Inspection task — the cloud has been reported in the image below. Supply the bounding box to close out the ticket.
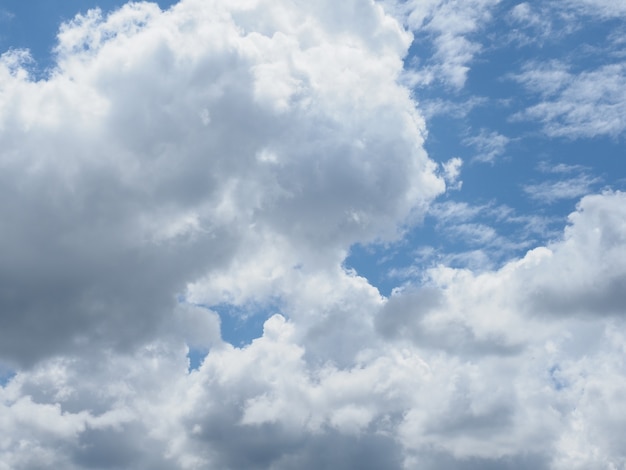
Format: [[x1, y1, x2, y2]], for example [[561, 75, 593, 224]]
[[384, 0, 500, 89], [504, 2, 578, 47], [2, 187, 626, 467], [2, 1, 626, 469], [0, 0, 443, 367], [441, 157, 463, 190], [524, 174, 602, 204], [537, 161, 589, 174], [410, 200, 557, 273], [564, 0, 626, 18], [463, 129, 510, 163], [420, 96, 488, 119], [512, 60, 626, 138]]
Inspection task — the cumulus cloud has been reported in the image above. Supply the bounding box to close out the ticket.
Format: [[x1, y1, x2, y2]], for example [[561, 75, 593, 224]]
[[0, 0, 443, 367], [2, 1, 626, 469]]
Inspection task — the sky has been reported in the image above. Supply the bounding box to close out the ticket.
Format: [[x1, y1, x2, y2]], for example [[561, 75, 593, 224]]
[[0, 0, 625, 468]]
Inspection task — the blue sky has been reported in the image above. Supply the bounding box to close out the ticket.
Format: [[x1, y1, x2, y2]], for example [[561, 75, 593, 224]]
[[1, 1, 625, 468]]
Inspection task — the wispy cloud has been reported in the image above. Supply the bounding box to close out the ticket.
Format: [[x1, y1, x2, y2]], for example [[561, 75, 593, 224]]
[[422, 200, 558, 273], [463, 129, 510, 163], [0, 9, 14, 22], [420, 96, 488, 119], [537, 161, 590, 174], [524, 174, 602, 203], [386, 0, 499, 89], [512, 61, 626, 138], [505, 2, 558, 46], [564, 0, 626, 19]]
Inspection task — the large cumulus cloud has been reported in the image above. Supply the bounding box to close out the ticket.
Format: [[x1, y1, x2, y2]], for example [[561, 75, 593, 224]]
[[1, 1, 626, 469], [0, 0, 441, 367]]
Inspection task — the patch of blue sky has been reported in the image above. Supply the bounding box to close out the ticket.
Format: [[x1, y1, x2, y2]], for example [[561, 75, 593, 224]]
[[0, 368, 15, 387], [186, 301, 278, 371], [548, 364, 568, 391], [210, 302, 279, 348], [184, 299, 281, 370], [186, 348, 207, 372]]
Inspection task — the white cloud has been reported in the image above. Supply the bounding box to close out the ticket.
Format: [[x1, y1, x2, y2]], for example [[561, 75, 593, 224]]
[[420, 200, 555, 270], [441, 157, 463, 190], [2, 1, 626, 469], [564, 0, 626, 18], [505, 0, 626, 48], [463, 129, 510, 163], [384, 0, 500, 89], [420, 96, 488, 119], [537, 161, 589, 174], [2, 185, 626, 467], [524, 174, 602, 204], [0, 0, 443, 368], [504, 2, 578, 47], [513, 61, 626, 138]]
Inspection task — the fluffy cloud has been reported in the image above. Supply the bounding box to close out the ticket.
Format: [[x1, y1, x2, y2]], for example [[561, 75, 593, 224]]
[[0, 0, 442, 367], [2, 1, 626, 469]]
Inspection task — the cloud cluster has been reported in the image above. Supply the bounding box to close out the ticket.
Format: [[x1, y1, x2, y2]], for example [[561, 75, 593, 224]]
[[0, 0, 441, 367], [3, 189, 626, 469], [1, 1, 626, 469]]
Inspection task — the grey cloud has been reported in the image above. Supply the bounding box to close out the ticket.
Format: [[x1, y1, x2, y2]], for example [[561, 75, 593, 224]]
[[376, 287, 444, 338], [531, 273, 626, 317], [377, 287, 523, 356], [270, 431, 404, 470], [190, 417, 405, 470], [73, 424, 174, 470], [521, 192, 626, 318], [413, 451, 551, 470]]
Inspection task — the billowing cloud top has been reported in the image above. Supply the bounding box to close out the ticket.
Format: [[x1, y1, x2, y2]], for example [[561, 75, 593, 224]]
[[1, 1, 625, 469], [0, 0, 442, 365]]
